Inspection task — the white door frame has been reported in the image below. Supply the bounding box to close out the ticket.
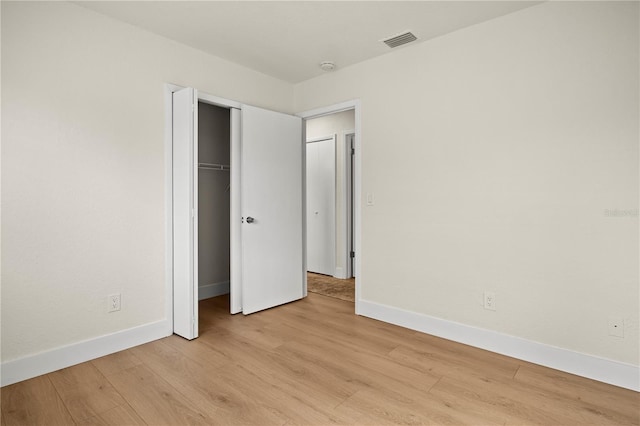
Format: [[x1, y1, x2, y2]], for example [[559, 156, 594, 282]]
[[344, 131, 355, 280], [298, 100, 362, 313]]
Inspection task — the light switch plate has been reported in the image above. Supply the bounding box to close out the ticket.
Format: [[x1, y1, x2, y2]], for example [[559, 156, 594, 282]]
[[366, 193, 374, 206]]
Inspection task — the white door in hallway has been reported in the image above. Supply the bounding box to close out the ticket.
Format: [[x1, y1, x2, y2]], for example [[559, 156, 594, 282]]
[[306, 136, 336, 276]]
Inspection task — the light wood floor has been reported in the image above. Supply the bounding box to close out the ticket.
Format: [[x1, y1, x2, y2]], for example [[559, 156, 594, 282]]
[[2, 293, 638, 426]]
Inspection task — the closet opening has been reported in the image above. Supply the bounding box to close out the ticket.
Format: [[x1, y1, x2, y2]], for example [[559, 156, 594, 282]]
[[196, 102, 231, 303]]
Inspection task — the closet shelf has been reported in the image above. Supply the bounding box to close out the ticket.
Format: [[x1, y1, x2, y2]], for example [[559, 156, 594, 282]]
[[198, 163, 230, 171]]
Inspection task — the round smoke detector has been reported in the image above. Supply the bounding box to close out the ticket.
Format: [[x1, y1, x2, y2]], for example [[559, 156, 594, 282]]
[[319, 61, 336, 72]]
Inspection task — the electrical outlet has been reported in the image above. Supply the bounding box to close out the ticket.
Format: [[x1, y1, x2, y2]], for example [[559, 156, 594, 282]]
[[108, 293, 121, 313], [608, 316, 624, 338], [484, 291, 496, 311]]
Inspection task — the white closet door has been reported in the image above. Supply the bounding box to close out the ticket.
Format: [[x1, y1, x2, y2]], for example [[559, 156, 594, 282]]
[[306, 137, 336, 276], [172, 87, 198, 339], [241, 105, 304, 315]]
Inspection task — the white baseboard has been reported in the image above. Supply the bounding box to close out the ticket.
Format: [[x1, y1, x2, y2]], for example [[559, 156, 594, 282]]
[[1, 319, 171, 387], [199, 280, 230, 300], [358, 299, 639, 392]]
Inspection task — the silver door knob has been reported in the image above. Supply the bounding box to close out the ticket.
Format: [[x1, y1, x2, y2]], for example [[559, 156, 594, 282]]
[[246, 216, 255, 223]]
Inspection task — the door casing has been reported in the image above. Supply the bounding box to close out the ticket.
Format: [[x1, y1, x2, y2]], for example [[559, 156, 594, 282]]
[[345, 132, 355, 279]]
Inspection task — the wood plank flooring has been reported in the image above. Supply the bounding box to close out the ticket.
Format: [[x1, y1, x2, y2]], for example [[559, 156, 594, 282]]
[[2, 293, 639, 425]]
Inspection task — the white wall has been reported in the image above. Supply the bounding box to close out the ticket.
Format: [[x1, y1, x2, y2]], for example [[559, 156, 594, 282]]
[[1, 1, 293, 364], [295, 1, 639, 367], [306, 110, 355, 277]]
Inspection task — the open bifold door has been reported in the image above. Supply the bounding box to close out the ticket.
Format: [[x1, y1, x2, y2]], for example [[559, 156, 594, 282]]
[[172, 87, 199, 339]]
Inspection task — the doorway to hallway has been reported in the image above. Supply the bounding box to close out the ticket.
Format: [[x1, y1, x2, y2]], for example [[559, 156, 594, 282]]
[[304, 109, 356, 303]]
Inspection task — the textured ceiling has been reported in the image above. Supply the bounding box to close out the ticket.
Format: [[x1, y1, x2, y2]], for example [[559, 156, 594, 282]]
[[76, 1, 541, 83]]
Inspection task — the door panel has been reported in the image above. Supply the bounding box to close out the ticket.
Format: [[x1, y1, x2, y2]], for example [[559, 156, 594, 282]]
[[306, 138, 336, 275], [229, 108, 242, 314], [172, 87, 198, 339], [241, 105, 304, 314]]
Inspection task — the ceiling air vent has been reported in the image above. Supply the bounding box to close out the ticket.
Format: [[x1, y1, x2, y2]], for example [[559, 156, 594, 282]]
[[382, 31, 417, 48]]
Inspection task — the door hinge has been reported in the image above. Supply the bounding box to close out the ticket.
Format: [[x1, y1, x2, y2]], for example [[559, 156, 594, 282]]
[[350, 251, 355, 258], [351, 148, 355, 155]]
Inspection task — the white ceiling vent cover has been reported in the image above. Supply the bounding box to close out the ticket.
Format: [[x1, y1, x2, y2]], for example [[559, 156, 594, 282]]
[[382, 31, 417, 48]]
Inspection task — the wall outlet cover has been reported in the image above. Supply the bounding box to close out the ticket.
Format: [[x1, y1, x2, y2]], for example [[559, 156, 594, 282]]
[[108, 294, 121, 313], [483, 291, 496, 311]]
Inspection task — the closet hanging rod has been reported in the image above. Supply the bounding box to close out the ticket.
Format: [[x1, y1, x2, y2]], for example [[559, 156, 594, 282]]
[[198, 163, 230, 171]]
